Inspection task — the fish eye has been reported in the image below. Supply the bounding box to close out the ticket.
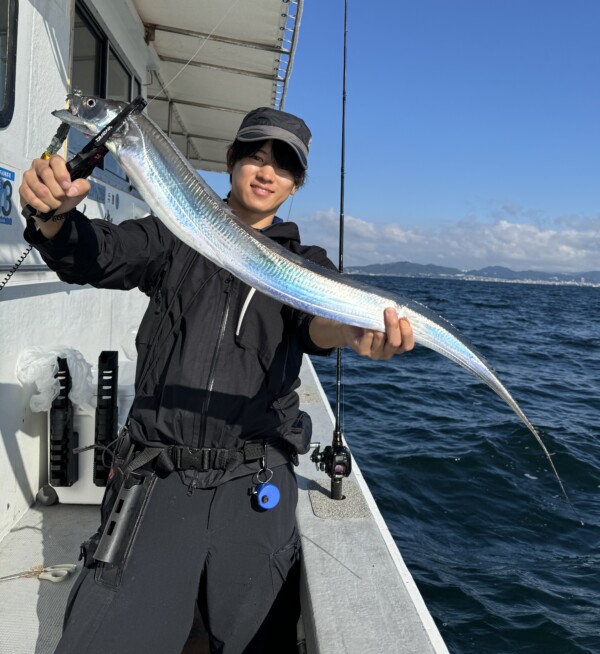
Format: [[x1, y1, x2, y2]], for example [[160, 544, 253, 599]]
[[85, 98, 96, 108]]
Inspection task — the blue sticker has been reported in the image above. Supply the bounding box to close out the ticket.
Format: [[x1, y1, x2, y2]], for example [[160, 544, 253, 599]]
[[0, 166, 17, 225]]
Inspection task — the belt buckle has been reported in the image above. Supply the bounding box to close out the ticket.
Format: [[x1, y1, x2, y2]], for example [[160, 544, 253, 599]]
[[200, 448, 212, 470], [181, 447, 201, 470]]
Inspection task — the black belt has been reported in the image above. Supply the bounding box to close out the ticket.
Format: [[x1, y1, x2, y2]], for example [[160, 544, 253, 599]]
[[168, 441, 268, 472], [122, 440, 290, 478]]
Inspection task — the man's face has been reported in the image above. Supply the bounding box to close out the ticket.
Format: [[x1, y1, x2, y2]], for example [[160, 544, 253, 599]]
[[228, 140, 297, 227]]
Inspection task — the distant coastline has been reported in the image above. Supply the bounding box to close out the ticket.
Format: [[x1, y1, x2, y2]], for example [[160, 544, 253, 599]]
[[345, 262, 600, 288]]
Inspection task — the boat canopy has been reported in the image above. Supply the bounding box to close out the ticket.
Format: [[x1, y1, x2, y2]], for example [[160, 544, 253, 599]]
[[132, 0, 302, 172]]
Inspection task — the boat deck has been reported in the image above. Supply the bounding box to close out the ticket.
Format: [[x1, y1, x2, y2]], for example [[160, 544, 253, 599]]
[[0, 358, 448, 653]]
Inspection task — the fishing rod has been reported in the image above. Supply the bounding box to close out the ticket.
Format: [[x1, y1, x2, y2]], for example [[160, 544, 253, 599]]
[[311, 0, 352, 500]]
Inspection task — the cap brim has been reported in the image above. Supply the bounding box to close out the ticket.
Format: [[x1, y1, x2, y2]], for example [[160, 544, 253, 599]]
[[236, 126, 308, 169]]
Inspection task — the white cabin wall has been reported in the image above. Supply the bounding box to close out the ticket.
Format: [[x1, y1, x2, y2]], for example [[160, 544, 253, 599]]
[[1, 0, 73, 268], [25, 0, 73, 159], [0, 0, 75, 541], [0, 0, 156, 541], [0, 274, 149, 541]]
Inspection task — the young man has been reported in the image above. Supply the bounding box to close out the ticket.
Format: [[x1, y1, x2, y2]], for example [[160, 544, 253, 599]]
[[20, 107, 413, 654]]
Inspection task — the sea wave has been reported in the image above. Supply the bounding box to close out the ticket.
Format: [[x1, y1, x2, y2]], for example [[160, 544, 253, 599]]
[[312, 276, 600, 654]]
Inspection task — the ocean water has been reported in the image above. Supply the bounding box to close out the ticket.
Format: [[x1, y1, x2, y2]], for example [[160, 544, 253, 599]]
[[311, 276, 600, 654]]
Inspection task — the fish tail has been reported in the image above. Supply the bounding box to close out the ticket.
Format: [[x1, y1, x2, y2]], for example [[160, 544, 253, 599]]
[[469, 359, 582, 525], [507, 398, 583, 526], [459, 351, 582, 523], [403, 302, 582, 524]]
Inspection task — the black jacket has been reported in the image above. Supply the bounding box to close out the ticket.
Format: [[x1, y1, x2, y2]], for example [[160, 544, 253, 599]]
[[26, 212, 335, 483]]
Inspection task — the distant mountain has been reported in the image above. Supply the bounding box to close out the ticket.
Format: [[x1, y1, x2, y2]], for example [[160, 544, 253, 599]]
[[345, 261, 600, 285]]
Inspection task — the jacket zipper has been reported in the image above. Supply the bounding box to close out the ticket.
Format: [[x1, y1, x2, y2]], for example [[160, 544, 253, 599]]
[[198, 274, 233, 448]]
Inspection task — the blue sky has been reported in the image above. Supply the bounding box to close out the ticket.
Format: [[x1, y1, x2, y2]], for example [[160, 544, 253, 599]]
[[207, 1, 600, 273]]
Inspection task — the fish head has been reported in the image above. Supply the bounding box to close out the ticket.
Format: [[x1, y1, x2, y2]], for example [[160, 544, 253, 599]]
[[52, 92, 127, 136]]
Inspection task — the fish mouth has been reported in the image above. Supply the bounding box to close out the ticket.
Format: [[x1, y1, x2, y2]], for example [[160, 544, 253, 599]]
[[52, 94, 83, 124], [51, 107, 80, 120], [51, 93, 96, 134], [51, 107, 90, 133], [53, 92, 81, 116]]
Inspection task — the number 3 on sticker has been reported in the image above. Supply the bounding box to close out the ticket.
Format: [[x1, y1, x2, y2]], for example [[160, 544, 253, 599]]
[[1, 180, 12, 217]]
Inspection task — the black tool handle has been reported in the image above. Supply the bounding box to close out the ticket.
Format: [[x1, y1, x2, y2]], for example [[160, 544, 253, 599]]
[[21, 146, 108, 222]]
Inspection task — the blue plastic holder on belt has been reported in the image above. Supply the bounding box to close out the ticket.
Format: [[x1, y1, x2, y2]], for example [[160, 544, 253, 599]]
[[253, 452, 280, 510], [256, 482, 280, 510]]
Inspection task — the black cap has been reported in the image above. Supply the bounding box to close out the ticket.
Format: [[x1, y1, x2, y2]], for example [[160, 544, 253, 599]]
[[235, 107, 311, 169]]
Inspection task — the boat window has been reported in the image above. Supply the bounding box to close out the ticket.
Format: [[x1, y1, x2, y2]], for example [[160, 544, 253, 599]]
[[0, 0, 18, 128], [108, 48, 131, 102], [72, 9, 102, 97], [69, 7, 104, 161], [71, 2, 142, 189], [104, 48, 132, 179]]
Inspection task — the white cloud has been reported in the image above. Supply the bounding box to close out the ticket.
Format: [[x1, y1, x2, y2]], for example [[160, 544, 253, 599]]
[[296, 207, 600, 273]]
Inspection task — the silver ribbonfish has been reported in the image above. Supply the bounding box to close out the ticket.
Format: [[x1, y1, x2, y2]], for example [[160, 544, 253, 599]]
[[52, 94, 571, 507]]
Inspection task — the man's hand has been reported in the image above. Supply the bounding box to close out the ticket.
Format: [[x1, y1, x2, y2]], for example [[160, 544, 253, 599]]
[[339, 308, 413, 360], [20, 155, 91, 238], [20, 155, 91, 214], [309, 308, 414, 360]]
